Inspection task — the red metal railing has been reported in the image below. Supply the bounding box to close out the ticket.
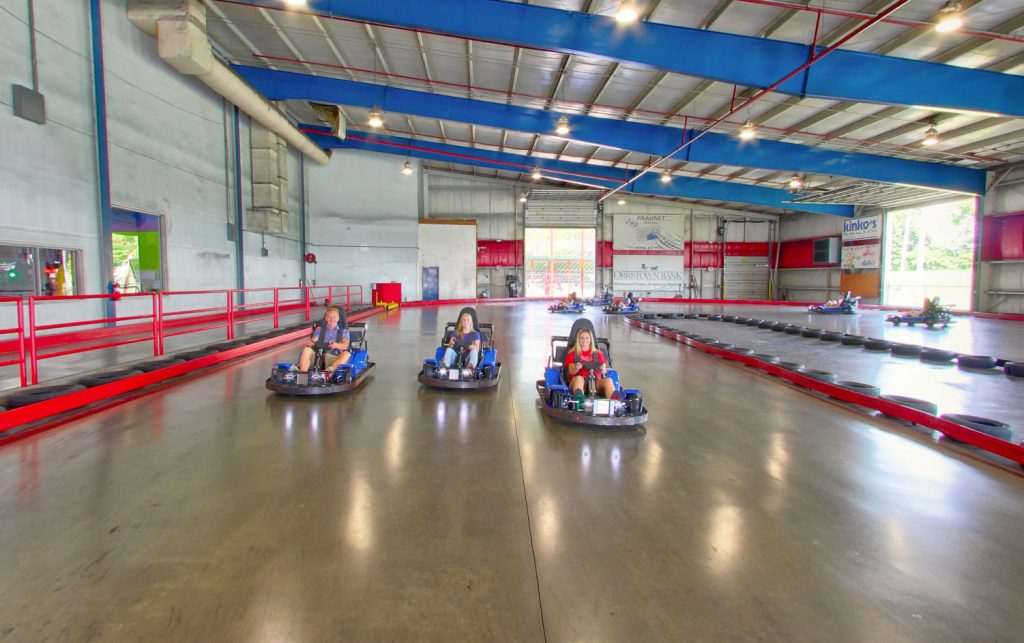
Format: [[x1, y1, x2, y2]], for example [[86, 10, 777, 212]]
[[0, 298, 27, 388], [7, 284, 364, 388]]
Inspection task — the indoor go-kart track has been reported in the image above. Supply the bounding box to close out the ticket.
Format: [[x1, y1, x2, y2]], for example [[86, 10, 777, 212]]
[[1, 302, 1023, 641]]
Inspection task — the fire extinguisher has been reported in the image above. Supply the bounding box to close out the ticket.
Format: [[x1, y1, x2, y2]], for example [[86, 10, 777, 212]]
[[108, 280, 122, 302]]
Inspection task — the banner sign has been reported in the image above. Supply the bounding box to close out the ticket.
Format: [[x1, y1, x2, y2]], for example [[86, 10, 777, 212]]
[[613, 214, 685, 250], [842, 243, 881, 269], [842, 214, 881, 241], [613, 255, 685, 292]]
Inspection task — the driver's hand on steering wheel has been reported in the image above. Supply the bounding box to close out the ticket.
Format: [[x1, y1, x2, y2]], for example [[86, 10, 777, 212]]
[[305, 338, 316, 347], [328, 342, 343, 351]]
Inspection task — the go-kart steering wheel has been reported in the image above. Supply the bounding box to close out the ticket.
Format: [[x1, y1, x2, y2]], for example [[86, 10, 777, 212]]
[[582, 360, 600, 371]]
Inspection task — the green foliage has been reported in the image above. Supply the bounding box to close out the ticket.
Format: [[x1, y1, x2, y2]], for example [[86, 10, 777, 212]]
[[886, 200, 974, 271]]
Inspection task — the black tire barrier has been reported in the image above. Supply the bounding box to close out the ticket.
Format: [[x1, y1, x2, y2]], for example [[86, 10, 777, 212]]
[[678, 332, 696, 339], [819, 331, 844, 342], [770, 322, 788, 332], [707, 314, 723, 321], [209, 340, 248, 352], [841, 334, 866, 346], [175, 348, 220, 361], [835, 380, 881, 397], [78, 369, 143, 388], [1004, 362, 1024, 378], [880, 394, 938, 416], [778, 361, 805, 372], [4, 384, 88, 409], [753, 353, 780, 364], [692, 336, 714, 343], [733, 317, 750, 324], [745, 318, 762, 326], [957, 355, 997, 370], [697, 313, 710, 318], [802, 369, 838, 384], [684, 313, 701, 319], [863, 338, 892, 351], [708, 342, 734, 350], [800, 328, 823, 338], [721, 315, 737, 322], [920, 348, 957, 363], [642, 314, 657, 319], [941, 414, 1014, 442], [783, 325, 803, 335], [889, 343, 922, 357], [135, 358, 185, 373], [0, 406, 6, 413], [757, 320, 774, 329], [728, 347, 754, 355]]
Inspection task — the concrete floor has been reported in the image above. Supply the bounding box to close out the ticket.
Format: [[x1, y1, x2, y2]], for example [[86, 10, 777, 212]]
[[1, 302, 1023, 641]]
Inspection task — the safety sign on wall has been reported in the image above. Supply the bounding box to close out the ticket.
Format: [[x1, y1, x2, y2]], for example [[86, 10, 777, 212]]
[[841, 214, 881, 241], [613, 214, 685, 250], [842, 243, 881, 269]]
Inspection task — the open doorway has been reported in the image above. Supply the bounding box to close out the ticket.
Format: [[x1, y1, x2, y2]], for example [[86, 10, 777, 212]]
[[883, 199, 975, 310], [112, 210, 164, 293], [524, 228, 595, 297]]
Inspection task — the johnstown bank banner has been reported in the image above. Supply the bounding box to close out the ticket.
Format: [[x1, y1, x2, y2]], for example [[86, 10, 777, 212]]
[[613, 254, 685, 292], [613, 214, 686, 251]]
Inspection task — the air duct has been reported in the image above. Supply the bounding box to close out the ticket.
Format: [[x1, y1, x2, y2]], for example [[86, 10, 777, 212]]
[[127, 0, 330, 165]]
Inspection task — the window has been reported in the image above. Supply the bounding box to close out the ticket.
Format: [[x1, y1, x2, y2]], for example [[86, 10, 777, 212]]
[[0, 245, 81, 297]]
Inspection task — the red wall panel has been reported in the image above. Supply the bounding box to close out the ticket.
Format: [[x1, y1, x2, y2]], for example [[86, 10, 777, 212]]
[[778, 237, 838, 269], [982, 212, 1024, 261], [476, 240, 523, 267]]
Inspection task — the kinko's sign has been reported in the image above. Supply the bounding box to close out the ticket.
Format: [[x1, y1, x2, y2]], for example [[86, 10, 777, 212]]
[[613, 254, 685, 292], [842, 214, 881, 241], [613, 214, 685, 251]]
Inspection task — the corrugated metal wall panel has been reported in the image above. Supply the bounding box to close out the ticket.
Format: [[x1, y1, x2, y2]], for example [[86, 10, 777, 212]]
[[724, 255, 769, 300], [525, 189, 598, 228]]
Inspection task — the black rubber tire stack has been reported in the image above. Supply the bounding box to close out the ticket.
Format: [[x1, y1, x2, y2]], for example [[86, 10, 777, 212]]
[[819, 331, 844, 342], [784, 325, 803, 335], [778, 361, 805, 372], [802, 369, 838, 384], [863, 338, 892, 351], [728, 347, 754, 355], [1004, 362, 1024, 378], [835, 381, 881, 397], [770, 322, 788, 332], [4, 384, 88, 409], [708, 342, 734, 350], [800, 328, 823, 338], [920, 348, 957, 363], [957, 355, 997, 370], [745, 319, 762, 326], [209, 340, 248, 352], [841, 335, 866, 346], [721, 315, 736, 322], [753, 354, 780, 364], [78, 369, 142, 388], [941, 414, 1014, 442], [757, 320, 774, 329], [135, 358, 185, 373], [879, 394, 938, 417], [889, 343, 922, 357], [175, 348, 220, 361]]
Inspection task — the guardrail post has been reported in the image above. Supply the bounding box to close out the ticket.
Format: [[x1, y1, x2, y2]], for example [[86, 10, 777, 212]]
[[273, 289, 280, 328], [27, 297, 38, 385], [226, 291, 235, 340], [16, 299, 27, 387], [304, 287, 311, 321]]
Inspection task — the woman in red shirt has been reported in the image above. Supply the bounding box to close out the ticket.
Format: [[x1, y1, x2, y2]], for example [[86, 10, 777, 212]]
[[564, 328, 615, 399]]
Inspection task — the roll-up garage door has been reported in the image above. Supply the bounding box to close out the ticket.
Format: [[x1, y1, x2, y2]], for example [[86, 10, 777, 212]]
[[524, 189, 598, 228], [724, 255, 769, 300]]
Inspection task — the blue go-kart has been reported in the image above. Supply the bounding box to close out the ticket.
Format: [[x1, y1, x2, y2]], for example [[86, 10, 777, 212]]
[[886, 298, 954, 329], [536, 318, 648, 427], [584, 291, 614, 307], [809, 291, 860, 314], [419, 307, 500, 390], [549, 301, 585, 314], [266, 313, 374, 396], [603, 299, 640, 315]]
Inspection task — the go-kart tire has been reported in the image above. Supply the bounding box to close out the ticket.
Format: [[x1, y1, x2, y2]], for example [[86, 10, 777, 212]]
[[753, 353, 780, 364], [708, 342, 733, 350], [802, 369, 838, 384], [835, 380, 881, 397], [135, 358, 185, 373], [728, 347, 754, 355], [758, 320, 775, 329], [784, 325, 803, 335], [1004, 362, 1024, 378], [684, 313, 701, 319], [880, 395, 938, 416], [941, 414, 1014, 442], [770, 322, 788, 332], [800, 328, 823, 338], [550, 389, 564, 408], [733, 317, 750, 324], [920, 348, 957, 363], [745, 319, 762, 326], [721, 315, 736, 322], [78, 369, 142, 388], [340, 369, 353, 384], [889, 343, 922, 357], [209, 340, 247, 352], [778, 361, 805, 372], [957, 355, 997, 370], [481, 365, 495, 380], [707, 314, 723, 321], [4, 384, 87, 409], [422, 364, 435, 378], [819, 331, 844, 342], [841, 334, 866, 346], [863, 338, 892, 352], [175, 348, 220, 361]]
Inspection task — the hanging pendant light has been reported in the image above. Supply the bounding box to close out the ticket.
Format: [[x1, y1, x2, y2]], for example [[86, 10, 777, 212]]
[[519, 193, 528, 203], [615, 2, 638, 24], [922, 126, 940, 146], [555, 115, 571, 136], [368, 110, 383, 128], [935, 1, 964, 33], [402, 160, 413, 175], [532, 168, 542, 180], [788, 175, 803, 189], [739, 120, 756, 141], [617, 197, 626, 206], [660, 170, 672, 183]]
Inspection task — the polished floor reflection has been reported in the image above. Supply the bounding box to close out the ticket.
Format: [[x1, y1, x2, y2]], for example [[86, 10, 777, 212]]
[[0, 302, 1022, 641]]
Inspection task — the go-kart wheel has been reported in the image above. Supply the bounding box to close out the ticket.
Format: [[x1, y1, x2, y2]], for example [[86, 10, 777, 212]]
[[480, 365, 493, 380], [423, 364, 435, 378], [550, 390, 564, 409]]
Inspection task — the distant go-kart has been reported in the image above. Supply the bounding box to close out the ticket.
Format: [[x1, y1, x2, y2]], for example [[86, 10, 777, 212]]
[[602, 299, 640, 314], [583, 293, 613, 306], [548, 301, 585, 314], [419, 307, 500, 390], [536, 318, 648, 427], [886, 298, 954, 328], [266, 317, 374, 396], [809, 292, 860, 314]]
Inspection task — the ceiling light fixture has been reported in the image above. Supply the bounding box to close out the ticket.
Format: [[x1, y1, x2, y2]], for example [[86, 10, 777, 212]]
[[617, 197, 626, 206], [935, 1, 964, 33], [367, 110, 383, 128], [402, 160, 413, 175], [788, 175, 803, 189], [283, 0, 307, 6], [519, 193, 528, 203], [615, 3, 639, 24], [555, 115, 571, 136], [660, 170, 672, 183], [922, 125, 941, 146], [739, 120, 756, 141], [532, 168, 542, 180]]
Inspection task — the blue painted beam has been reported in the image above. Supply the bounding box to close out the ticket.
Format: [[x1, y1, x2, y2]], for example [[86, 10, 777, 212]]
[[232, 0, 1024, 118], [303, 128, 853, 216], [237, 66, 985, 195], [89, 0, 115, 318]]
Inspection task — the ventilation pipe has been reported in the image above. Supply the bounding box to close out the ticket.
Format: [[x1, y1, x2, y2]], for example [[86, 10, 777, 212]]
[[127, 0, 330, 165]]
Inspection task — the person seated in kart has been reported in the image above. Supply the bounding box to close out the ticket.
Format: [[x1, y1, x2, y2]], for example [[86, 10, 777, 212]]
[[561, 291, 580, 306], [440, 309, 481, 370], [298, 306, 350, 373], [564, 327, 615, 401], [609, 291, 635, 311]]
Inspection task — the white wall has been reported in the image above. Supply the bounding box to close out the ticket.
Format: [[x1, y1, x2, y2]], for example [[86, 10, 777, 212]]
[[417, 223, 477, 299], [979, 166, 1024, 314], [307, 150, 420, 301]]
